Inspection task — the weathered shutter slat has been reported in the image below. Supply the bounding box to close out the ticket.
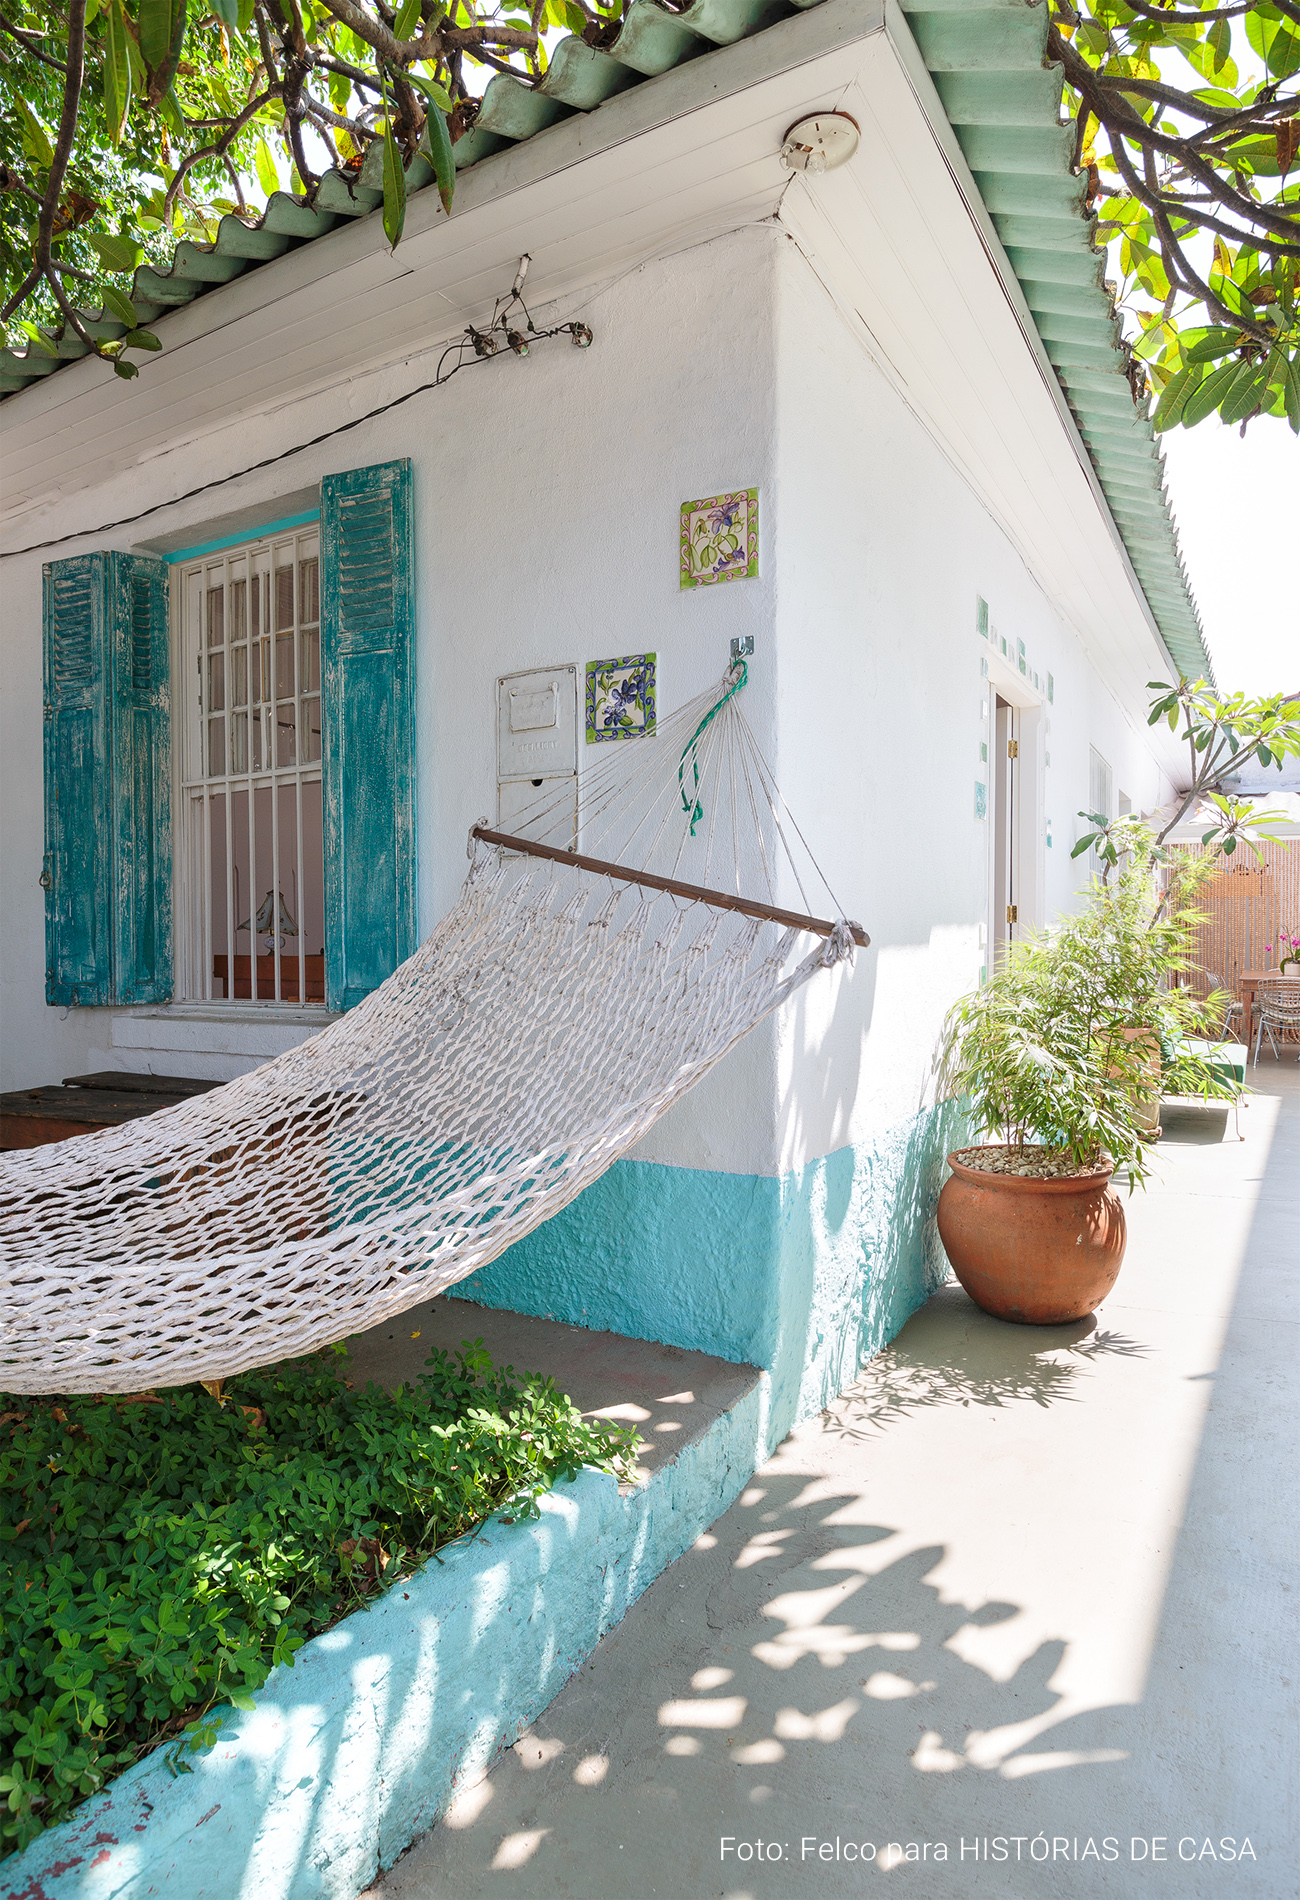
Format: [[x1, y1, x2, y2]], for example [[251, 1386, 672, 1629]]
[[321, 460, 417, 1012], [43, 555, 113, 1004], [111, 555, 172, 1003], [43, 552, 173, 1007]]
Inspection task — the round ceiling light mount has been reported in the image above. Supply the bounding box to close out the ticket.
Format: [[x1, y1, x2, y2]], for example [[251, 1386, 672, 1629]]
[[779, 111, 861, 176]]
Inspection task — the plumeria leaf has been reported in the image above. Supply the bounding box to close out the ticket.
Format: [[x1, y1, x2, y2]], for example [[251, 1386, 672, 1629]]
[[104, 0, 133, 145], [85, 232, 144, 274], [379, 72, 407, 251], [254, 139, 279, 198], [424, 105, 455, 216], [97, 287, 137, 331]]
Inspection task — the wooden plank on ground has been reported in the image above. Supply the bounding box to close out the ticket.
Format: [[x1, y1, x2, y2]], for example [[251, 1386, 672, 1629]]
[[61, 1071, 220, 1095]]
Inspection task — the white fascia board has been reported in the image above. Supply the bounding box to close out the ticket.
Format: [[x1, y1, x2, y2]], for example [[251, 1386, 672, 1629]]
[[1, 0, 885, 532], [775, 24, 1179, 739]]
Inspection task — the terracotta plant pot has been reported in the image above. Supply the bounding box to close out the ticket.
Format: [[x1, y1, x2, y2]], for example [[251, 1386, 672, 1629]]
[[937, 1148, 1127, 1325]]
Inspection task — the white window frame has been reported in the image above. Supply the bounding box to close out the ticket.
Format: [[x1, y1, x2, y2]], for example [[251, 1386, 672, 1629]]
[[1088, 745, 1114, 880], [173, 526, 325, 1007]]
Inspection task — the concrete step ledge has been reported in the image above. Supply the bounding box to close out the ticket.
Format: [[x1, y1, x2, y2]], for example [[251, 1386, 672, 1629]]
[[7, 1376, 769, 1900]]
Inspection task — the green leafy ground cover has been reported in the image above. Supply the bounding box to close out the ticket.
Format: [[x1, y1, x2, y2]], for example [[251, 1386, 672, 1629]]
[[0, 1341, 638, 1860]]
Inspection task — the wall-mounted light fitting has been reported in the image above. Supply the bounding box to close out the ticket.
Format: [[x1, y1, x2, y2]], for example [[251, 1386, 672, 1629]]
[[507, 331, 530, 357], [779, 111, 861, 176]]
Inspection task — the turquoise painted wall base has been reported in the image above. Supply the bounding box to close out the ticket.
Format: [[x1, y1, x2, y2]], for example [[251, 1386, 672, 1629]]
[[458, 1098, 969, 1450], [9, 1385, 769, 1900]]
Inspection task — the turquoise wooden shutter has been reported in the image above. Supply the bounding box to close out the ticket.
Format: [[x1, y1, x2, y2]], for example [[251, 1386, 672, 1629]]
[[321, 460, 417, 1012], [110, 554, 172, 1003], [42, 552, 172, 1006], [43, 555, 113, 1004]]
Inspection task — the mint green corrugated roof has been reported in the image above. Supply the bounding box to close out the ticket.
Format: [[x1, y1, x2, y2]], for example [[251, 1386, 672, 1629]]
[[899, 0, 1210, 680], [1, 0, 1209, 679]]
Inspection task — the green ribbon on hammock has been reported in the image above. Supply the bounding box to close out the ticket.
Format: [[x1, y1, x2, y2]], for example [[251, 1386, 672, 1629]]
[[678, 659, 748, 838]]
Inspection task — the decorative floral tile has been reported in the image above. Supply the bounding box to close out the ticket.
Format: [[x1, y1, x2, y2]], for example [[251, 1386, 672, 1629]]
[[586, 653, 656, 744], [680, 489, 759, 588]]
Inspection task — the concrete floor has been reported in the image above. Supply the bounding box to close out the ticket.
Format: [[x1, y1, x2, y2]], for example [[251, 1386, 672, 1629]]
[[343, 1297, 761, 1479], [366, 1063, 1299, 1899]]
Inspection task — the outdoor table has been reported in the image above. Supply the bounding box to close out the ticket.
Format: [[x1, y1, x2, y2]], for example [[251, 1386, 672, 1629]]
[[1238, 971, 1300, 1049]]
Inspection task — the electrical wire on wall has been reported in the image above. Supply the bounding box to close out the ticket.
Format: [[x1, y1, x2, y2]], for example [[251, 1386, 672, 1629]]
[[0, 221, 786, 561], [0, 254, 594, 559]]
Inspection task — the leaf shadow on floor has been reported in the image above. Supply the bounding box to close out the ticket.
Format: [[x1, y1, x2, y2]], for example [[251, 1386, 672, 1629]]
[[376, 1457, 1138, 1897], [818, 1283, 1150, 1442]]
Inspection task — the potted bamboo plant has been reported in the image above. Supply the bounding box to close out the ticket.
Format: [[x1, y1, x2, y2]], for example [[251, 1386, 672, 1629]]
[[937, 848, 1236, 1325]]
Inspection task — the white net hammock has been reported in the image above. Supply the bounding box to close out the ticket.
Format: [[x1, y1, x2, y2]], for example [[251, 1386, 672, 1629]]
[[1, 662, 865, 1395]]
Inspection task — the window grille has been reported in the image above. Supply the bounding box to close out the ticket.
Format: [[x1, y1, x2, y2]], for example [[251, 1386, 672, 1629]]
[[177, 528, 325, 1005]]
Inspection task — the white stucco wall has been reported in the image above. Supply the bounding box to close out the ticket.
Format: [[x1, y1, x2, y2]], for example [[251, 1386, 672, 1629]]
[[1, 227, 1181, 1184], [0, 232, 784, 1169], [769, 242, 1179, 1172]]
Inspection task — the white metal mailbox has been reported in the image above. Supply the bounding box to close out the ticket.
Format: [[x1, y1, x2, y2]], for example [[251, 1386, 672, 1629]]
[[497, 664, 578, 783], [496, 663, 578, 846]]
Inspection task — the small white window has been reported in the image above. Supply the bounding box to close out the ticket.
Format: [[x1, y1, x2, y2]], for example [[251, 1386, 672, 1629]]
[[176, 528, 325, 1004], [1088, 745, 1113, 878]]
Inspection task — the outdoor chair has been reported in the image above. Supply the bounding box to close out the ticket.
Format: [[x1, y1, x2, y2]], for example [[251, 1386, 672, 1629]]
[[1203, 969, 1249, 1045], [1252, 982, 1300, 1067]]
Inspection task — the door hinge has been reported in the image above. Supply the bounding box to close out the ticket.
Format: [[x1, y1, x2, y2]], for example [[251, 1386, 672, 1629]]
[[1006, 904, 1018, 923], [1007, 739, 1019, 759]]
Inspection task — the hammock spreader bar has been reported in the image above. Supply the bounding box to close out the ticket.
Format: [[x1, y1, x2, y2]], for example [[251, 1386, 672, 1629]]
[[471, 826, 870, 947]]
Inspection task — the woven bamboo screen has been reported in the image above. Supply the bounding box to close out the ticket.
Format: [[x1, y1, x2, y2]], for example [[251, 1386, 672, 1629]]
[[1174, 838, 1300, 1008]]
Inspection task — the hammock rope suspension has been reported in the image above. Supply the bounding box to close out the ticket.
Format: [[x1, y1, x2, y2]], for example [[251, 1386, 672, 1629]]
[[679, 657, 747, 836], [1, 663, 866, 1396]]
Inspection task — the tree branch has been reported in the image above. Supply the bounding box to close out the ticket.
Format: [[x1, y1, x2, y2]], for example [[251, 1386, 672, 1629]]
[[1102, 175, 1300, 262], [43, 259, 102, 353], [162, 85, 278, 224], [441, 25, 540, 50], [313, 0, 441, 65], [387, 60, 425, 149], [1053, 27, 1300, 253], [1096, 1, 1252, 23], [0, 162, 45, 205], [36, 0, 87, 280], [1087, 69, 1292, 127], [0, 6, 66, 70], [1114, 134, 1272, 338], [313, 49, 383, 91], [222, 153, 249, 215], [1, 262, 41, 325], [1185, 97, 1300, 151], [460, 42, 531, 80], [303, 92, 377, 138], [283, 92, 320, 190]]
